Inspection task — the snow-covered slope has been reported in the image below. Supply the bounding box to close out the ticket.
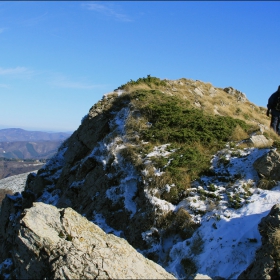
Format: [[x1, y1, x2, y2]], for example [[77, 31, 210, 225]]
[[0, 171, 36, 193], [166, 147, 280, 278]]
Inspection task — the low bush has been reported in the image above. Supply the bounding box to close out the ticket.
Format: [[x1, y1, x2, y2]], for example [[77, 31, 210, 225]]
[[181, 257, 197, 278], [157, 208, 200, 240], [117, 75, 167, 91]]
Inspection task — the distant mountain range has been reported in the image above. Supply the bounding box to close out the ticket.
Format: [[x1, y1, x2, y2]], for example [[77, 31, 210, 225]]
[[0, 128, 72, 178], [0, 128, 71, 142], [0, 128, 72, 160]]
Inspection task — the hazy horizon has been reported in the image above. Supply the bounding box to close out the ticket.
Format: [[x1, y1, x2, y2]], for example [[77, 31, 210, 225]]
[[0, 125, 73, 134]]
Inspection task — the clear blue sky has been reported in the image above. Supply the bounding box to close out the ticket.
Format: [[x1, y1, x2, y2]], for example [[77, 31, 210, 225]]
[[1, 1, 280, 132]]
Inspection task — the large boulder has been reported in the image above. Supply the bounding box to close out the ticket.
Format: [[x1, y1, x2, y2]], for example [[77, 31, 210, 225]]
[[238, 204, 280, 279], [253, 150, 280, 180], [0, 202, 175, 279]]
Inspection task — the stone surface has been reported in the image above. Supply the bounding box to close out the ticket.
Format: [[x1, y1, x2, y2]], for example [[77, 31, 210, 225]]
[[194, 87, 204, 97], [253, 149, 280, 180], [249, 135, 272, 148], [1, 202, 175, 279], [223, 87, 247, 102], [238, 204, 280, 279]]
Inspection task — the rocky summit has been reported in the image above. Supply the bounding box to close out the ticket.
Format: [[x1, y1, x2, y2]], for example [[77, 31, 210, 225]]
[[1, 76, 280, 279]]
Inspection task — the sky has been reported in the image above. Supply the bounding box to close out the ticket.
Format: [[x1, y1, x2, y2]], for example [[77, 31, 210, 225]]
[[1, 1, 280, 132]]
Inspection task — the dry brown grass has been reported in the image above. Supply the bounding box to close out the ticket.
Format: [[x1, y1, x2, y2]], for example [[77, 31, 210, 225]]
[[156, 207, 199, 239], [270, 227, 280, 247], [206, 199, 218, 212], [123, 82, 167, 94], [264, 129, 280, 142], [152, 172, 175, 189], [123, 78, 272, 138], [230, 125, 250, 141], [119, 144, 143, 168], [125, 113, 149, 139], [257, 178, 278, 190]]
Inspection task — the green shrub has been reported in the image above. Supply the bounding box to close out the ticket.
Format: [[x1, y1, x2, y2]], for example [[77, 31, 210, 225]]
[[272, 140, 280, 149], [181, 258, 197, 278], [228, 193, 242, 209], [157, 208, 199, 240], [117, 75, 167, 90]]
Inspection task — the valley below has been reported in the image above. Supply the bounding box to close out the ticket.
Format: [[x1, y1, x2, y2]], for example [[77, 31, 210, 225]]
[[0, 158, 43, 179]]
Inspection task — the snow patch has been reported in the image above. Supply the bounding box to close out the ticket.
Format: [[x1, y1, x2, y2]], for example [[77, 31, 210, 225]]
[[165, 147, 280, 279]]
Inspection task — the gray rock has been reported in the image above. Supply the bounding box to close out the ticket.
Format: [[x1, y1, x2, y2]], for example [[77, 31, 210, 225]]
[[223, 87, 247, 102], [253, 150, 280, 180], [209, 87, 216, 96], [194, 87, 204, 97], [2, 202, 175, 279], [238, 204, 280, 279], [249, 135, 272, 148]]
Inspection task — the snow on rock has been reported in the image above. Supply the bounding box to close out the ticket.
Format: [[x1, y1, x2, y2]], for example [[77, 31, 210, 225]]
[[92, 211, 124, 237], [106, 171, 138, 217], [0, 171, 37, 193], [39, 146, 68, 181], [37, 187, 61, 206], [145, 188, 175, 213], [145, 144, 172, 159]]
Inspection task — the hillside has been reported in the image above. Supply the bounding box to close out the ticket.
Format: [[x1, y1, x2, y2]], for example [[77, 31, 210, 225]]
[[0, 128, 71, 178], [1, 77, 280, 279], [0, 141, 64, 160]]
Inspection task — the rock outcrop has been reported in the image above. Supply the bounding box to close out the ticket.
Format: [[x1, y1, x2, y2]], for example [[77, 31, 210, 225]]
[[223, 87, 247, 102], [248, 135, 272, 148], [0, 201, 175, 279], [22, 94, 157, 253], [238, 204, 280, 279], [253, 150, 280, 180]]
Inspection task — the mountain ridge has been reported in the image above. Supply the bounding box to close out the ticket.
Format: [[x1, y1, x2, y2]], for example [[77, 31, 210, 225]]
[[0, 128, 72, 178], [1, 76, 280, 279], [0, 128, 71, 142]]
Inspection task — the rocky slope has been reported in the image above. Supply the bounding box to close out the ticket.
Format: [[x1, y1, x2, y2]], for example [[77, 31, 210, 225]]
[[0, 77, 279, 279]]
